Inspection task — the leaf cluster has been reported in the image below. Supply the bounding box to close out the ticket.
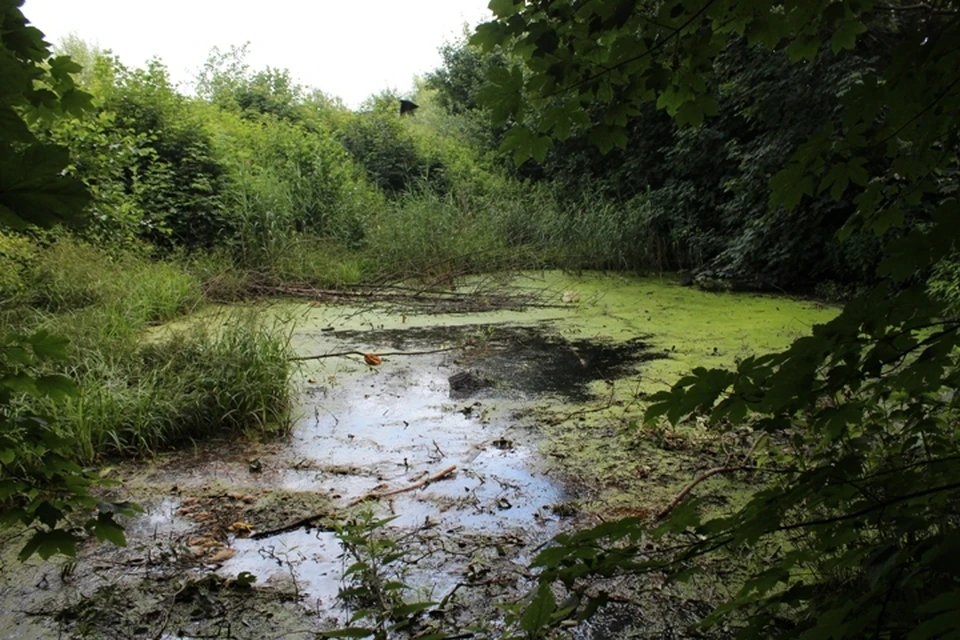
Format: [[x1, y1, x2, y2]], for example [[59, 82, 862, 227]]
[[473, 0, 960, 636]]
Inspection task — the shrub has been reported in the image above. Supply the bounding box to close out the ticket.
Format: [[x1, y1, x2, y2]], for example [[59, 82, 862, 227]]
[[0, 233, 39, 302]]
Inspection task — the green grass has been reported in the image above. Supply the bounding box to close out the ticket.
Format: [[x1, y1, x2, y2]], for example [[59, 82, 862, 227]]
[[29, 238, 201, 322], [47, 316, 292, 462], [1, 237, 293, 463]]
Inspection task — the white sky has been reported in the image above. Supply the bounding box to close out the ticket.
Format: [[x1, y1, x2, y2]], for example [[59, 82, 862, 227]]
[[22, 0, 493, 107]]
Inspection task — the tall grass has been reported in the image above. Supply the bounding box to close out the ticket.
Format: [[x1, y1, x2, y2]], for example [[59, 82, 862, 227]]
[[29, 238, 201, 323], [2, 237, 293, 463], [47, 317, 292, 462], [361, 187, 515, 280]]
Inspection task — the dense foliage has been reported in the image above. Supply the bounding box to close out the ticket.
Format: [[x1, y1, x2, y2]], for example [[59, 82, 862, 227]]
[[4, 1, 960, 637], [468, 0, 960, 637], [428, 20, 897, 290], [0, 0, 131, 560]]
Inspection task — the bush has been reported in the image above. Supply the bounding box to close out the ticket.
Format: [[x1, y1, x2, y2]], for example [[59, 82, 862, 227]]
[[338, 110, 447, 195], [0, 233, 39, 302], [100, 58, 230, 249], [206, 107, 380, 268]]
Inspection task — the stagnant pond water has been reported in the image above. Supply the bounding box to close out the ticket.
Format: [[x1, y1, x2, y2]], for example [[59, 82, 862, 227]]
[[0, 272, 835, 639]]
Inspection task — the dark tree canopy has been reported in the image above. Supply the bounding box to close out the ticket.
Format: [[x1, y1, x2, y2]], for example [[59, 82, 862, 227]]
[[469, 1, 960, 637]]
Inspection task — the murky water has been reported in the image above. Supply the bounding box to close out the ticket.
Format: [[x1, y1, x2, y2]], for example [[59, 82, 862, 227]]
[[217, 321, 660, 609], [0, 272, 836, 638]]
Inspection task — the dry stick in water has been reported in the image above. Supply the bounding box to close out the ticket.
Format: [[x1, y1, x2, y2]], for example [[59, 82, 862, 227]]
[[655, 435, 767, 521], [290, 346, 458, 362], [250, 513, 336, 540], [348, 465, 457, 507], [250, 466, 458, 538]]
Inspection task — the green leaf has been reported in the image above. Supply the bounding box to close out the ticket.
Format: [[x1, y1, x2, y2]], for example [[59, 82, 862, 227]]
[[391, 601, 435, 618], [489, 0, 521, 18], [28, 330, 71, 359], [59, 88, 94, 115], [770, 166, 815, 211], [233, 571, 258, 587], [831, 20, 867, 54], [588, 125, 627, 154], [786, 35, 820, 62], [19, 529, 79, 561], [34, 375, 78, 401], [676, 100, 705, 127], [91, 512, 127, 547], [318, 629, 375, 638], [0, 142, 90, 229], [520, 584, 556, 633], [0, 106, 34, 143], [470, 21, 506, 51]]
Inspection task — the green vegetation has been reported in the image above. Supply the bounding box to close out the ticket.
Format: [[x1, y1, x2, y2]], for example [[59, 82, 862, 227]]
[[471, 1, 960, 638], [2, 0, 959, 638]]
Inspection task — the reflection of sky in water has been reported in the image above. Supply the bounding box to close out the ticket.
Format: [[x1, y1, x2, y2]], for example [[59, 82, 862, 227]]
[[214, 322, 645, 604]]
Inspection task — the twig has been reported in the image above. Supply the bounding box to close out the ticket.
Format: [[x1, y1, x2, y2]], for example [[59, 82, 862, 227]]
[[153, 582, 190, 640], [250, 513, 336, 540], [290, 347, 458, 362], [656, 466, 747, 520], [656, 434, 767, 520], [348, 465, 457, 506]]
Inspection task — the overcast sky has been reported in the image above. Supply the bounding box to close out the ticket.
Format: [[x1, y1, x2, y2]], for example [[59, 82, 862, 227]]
[[21, 0, 493, 107]]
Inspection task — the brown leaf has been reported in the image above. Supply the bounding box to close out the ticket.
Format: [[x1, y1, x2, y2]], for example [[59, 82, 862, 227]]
[[228, 521, 255, 536], [207, 548, 237, 564]]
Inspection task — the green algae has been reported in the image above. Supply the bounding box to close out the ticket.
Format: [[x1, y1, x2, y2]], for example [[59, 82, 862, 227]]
[[546, 271, 836, 393], [145, 271, 838, 523], [0, 271, 839, 638], [501, 271, 836, 516]]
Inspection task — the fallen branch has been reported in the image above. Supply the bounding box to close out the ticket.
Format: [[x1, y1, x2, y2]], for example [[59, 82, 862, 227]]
[[656, 435, 767, 520], [348, 465, 457, 506], [250, 513, 335, 540], [255, 283, 567, 311], [656, 466, 741, 520], [290, 347, 457, 362]]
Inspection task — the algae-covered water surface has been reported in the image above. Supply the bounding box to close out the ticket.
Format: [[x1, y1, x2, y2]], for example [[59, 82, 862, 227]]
[[0, 272, 835, 639]]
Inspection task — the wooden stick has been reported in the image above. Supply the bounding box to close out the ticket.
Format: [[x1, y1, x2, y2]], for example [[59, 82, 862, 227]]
[[290, 347, 457, 362], [348, 465, 457, 507], [250, 513, 335, 540], [655, 466, 736, 520], [656, 435, 767, 520]]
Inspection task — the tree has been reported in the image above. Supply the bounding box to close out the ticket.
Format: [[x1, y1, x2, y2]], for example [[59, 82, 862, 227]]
[[196, 43, 304, 122], [473, 0, 960, 636], [0, 0, 131, 560]]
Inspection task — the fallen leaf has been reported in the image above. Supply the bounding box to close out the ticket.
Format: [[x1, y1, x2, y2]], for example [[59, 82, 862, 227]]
[[188, 536, 220, 549], [228, 521, 255, 535], [207, 548, 237, 563]]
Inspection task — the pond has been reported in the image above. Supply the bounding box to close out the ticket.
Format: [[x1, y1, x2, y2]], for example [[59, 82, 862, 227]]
[[0, 272, 835, 639]]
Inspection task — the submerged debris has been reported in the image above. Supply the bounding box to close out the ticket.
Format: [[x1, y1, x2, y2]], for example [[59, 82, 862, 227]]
[[448, 369, 494, 397]]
